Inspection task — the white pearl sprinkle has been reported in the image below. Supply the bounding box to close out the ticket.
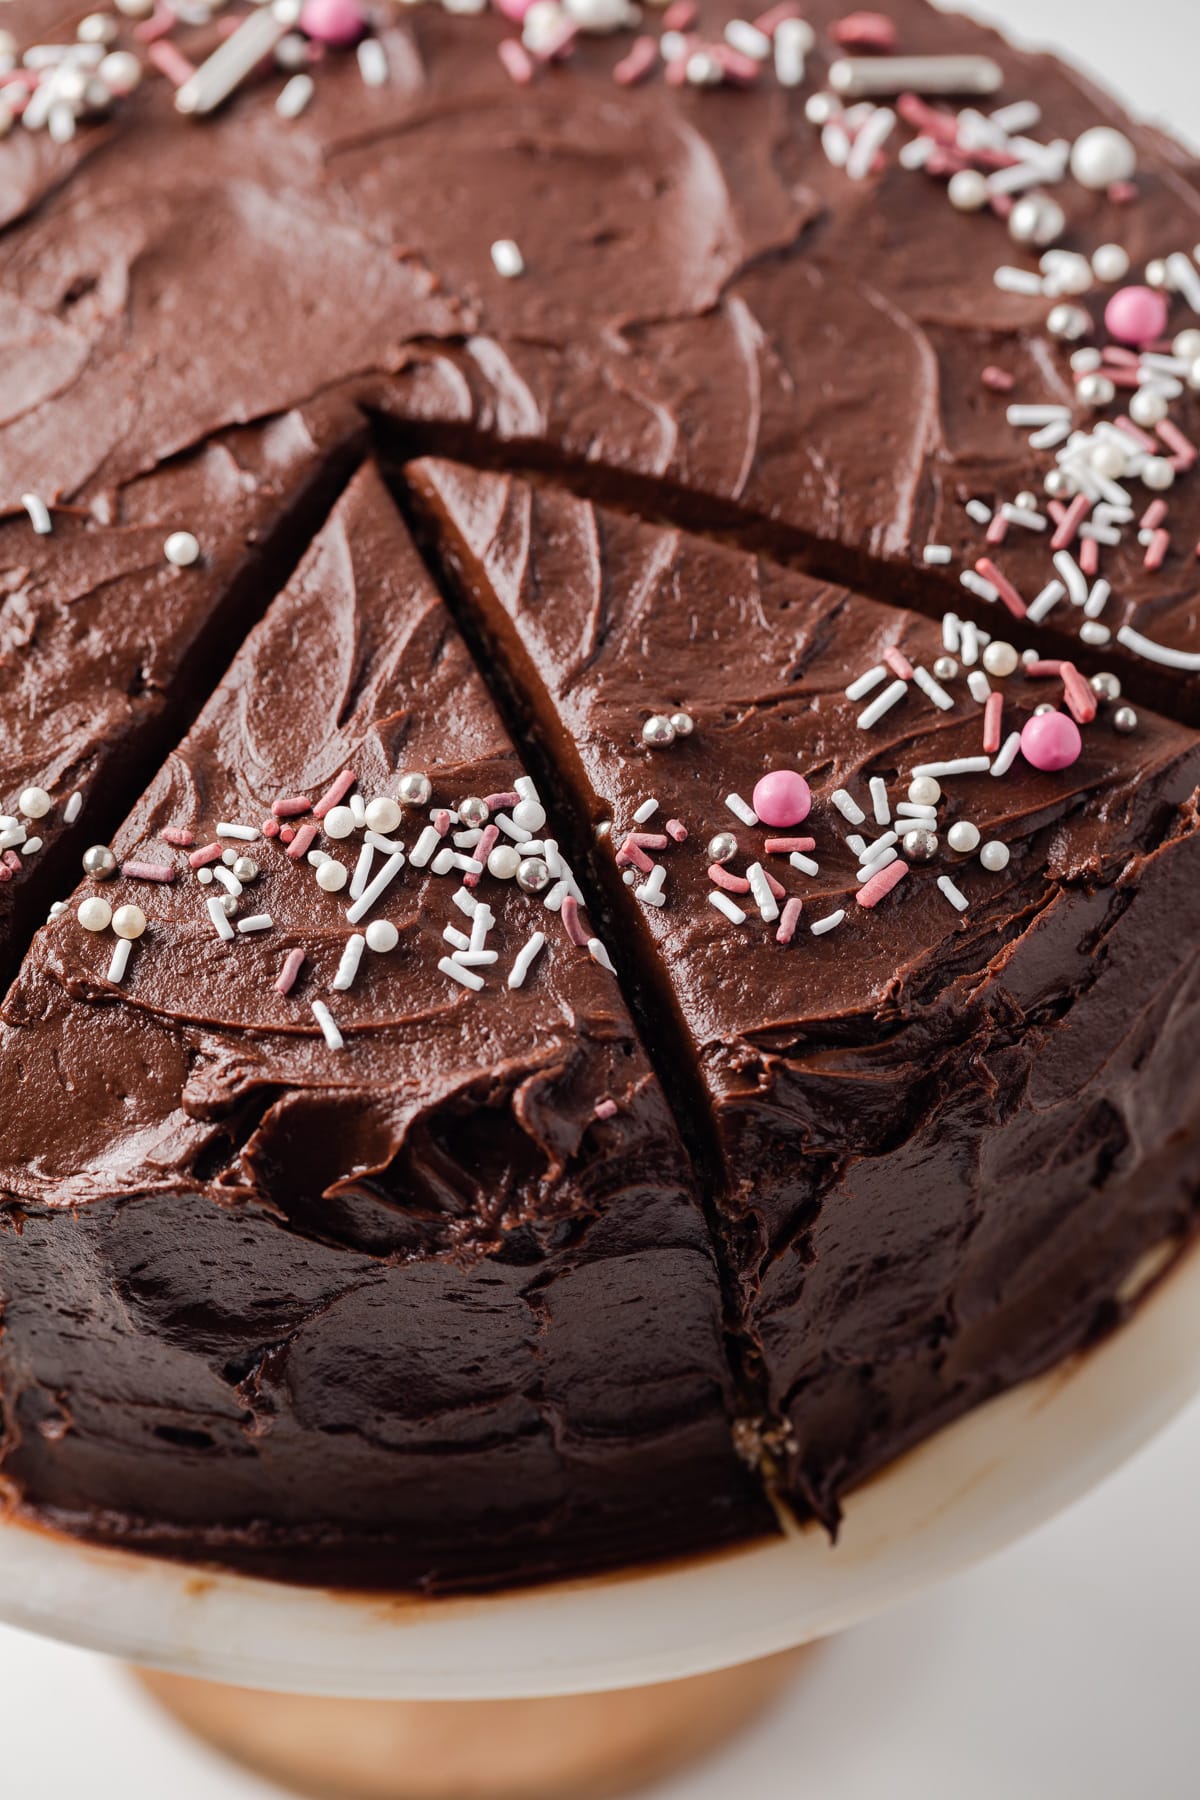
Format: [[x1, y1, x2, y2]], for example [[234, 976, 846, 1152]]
[[316, 859, 349, 892], [365, 919, 399, 953], [490, 238, 525, 279], [979, 841, 1011, 872], [112, 903, 147, 940], [18, 786, 52, 819], [164, 530, 201, 567], [77, 896, 112, 932]]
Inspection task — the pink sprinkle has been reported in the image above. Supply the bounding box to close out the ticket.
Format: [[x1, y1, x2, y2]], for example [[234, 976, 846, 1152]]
[[664, 49, 691, 85], [273, 795, 312, 818], [1061, 662, 1098, 725], [776, 898, 803, 945], [985, 515, 1009, 547], [1046, 501, 1068, 525], [286, 823, 318, 860], [629, 832, 669, 849], [0, 865, 11, 883], [188, 842, 224, 869], [1079, 536, 1100, 577], [484, 791, 519, 811], [662, 0, 696, 26], [763, 836, 816, 855], [433, 810, 452, 836], [974, 558, 1027, 619], [1102, 346, 1140, 368], [764, 870, 786, 900], [832, 10, 898, 51], [465, 823, 499, 888], [752, 0, 802, 33], [1144, 528, 1171, 572], [280, 826, 296, 844], [980, 366, 1015, 393], [1108, 179, 1138, 205], [262, 818, 280, 838], [613, 34, 658, 84], [1024, 659, 1063, 678], [161, 827, 194, 848], [146, 39, 195, 85], [983, 691, 1003, 755], [883, 645, 915, 681], [616, 837, 654, 873], [857, 859, 908, 910], [1115, 415, 1158, 454], [665, 818, 689, 842], [1050, 494, 1091, 552], [594, 1098, 619, 1120], [1103, 369, 1142, 390], [2, 849, 21, 874], [561, 895, 590, 948], [896, 94, 958, 145], [1141, 498, 1169, 532], [712, 43, 762, 83], [709, 864, 751, 894], [313, 770, 356, 820], [1156, 419, 1197, 468], [498, 37, 535, 83], [134, 4, 176, 41], [121, 860, 175, 883], [274, 949, 306, 996], [926, 147, 971, 177]]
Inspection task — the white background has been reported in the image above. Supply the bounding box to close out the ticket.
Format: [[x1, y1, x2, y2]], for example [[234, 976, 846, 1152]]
[[2, 1, 1198, 1795]]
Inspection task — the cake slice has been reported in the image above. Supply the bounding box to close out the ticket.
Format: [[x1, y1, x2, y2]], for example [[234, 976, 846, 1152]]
[[410, 459, 1200, 1525], [0, 463, 769, 1589], [0, 403, 364, 983]]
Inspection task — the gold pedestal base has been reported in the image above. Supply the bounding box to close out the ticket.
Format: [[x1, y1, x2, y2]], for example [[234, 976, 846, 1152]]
[[135, 1650, 805, 1800]]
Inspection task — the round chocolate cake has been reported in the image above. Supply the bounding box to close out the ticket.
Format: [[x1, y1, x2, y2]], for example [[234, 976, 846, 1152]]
[[1, 0, 1199, 1592]]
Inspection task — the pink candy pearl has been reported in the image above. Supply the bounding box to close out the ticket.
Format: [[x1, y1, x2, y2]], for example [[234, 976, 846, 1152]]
[[1020, 711, 1082, 772], [1104, 285, 1169, 348], [300, 0, 366, 46], [752, 769, 812, 828]]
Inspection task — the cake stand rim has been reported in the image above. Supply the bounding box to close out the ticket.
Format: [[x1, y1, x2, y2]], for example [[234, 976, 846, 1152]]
[[1, 1234, 1198, 1701]]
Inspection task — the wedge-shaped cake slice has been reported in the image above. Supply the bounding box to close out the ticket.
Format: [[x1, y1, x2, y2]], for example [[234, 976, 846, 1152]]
[[0, 402, 363, 982], [411, 460, 1200, 1526], [0, 463, 769, 1589]]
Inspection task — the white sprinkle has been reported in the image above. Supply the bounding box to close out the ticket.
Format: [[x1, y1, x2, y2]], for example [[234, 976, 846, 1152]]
[[276, 70, 313, 116], [21, 493, 52, 535], [311, 999, 345, 1048], [912, 665, 955, 711], [810, 910, 845, 936], [990, 99, 1040, 133], [709, 890, 747, 925], [773, 15, 810, 85], [542, 838, 562, 879], [236, 914, 273, 933], [831, 788, 866, 826], [1079, 620, 1111, 646], [0, 826, 26, 852], [491, 238, 525, 280], [960, 570, 999, 604], [725, 17, 770, 58], [212, 865, 242, 896], [175, 4, 295, 115], [439, 954, 484, 992], [990, 731, 1023, 778], [829, 53, 1002, 98], [1007, 403, 1071, 427], [937, 875, 970, 913], [1078, 521, 1121, 547], [365, 830, 404, 854], [431, 848, 455, 877], [543, 879, 569, 913], [846, 663, 887, 702], [789, 852, 819, 876], [346, 851, 405, 924], [845, 105, 895, 182], [207, 895, 235, 941], [410, 824, 441, 867], [725, 792, 758, 827], [350, 841, 375, 901], [633, 797, 660, 824], [923, 544, 953, 565], [452, 949, 499, 968], [1116, 626, 1200, 672], [63, 791, 83, 825], [964, 502, 992, 527], [348, 793, 367, 829], [216, 822, 258, 841], [1027, 578, 1066, 624], [869, 776, 890, 825], [896, 801, 939, 819], [514, 777, 539, 804], [588, 937, 615, 974], [994, 266, 1044, 296], [1000, 503, 1047, 532], [495, 812, 533, 842], [636, 865, 668, 908], [940, 615, 962, 657], [469, 904, 494, 952], [859, 829, 898, 867], [508, 930, 546, 989], [960, 619, 981, 666], [967, 669, 992, 703], [857, 846, 898, 881], [1167, 251, 1200, 314], [746, 861, 779, 923], [846, 834, 868, 858], [899, 135, 936, 170], [330, 934, 365, 991], [857, 678, 907, 731], [1028, 419, 1072, 451], [1084, 579, 1112, 620], [20, 837, 42, 856], [821, 119, 852, 168], [356, 34, 387, 85], [444, 924, 471, 951], [1053, 550, 1089, 606], [107, 938, 132, 984], [912, 756, 992, 778], [451, 886, 478, 918]]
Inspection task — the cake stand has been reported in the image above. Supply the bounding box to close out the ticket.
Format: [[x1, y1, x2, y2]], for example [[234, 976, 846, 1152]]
[[1, 1235, 1198, 1798]]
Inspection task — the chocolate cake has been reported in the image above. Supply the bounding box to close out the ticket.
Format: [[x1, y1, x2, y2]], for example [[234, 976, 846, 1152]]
[[2, 0, 1200, 1589]]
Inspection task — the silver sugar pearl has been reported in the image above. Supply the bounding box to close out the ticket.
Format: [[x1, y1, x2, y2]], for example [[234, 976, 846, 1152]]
[[642, 713, 677, 748], [1112, 704, 1139, 734], [1014, 490, 1038, 512], [1044, 468, 1072, 498], [516, 855, 551, 893], [82, 844, 117, 879], [1047, 302, 1090, 342], [1090, 671, 1121, 702], [933, 655, 958, 682], [1034, 702, 1058, 717], [1022, 648, 1040, 666], [397, 771, 432, 807], [1076, 371, 1116, 409], [707, 831, 738, 865], [457, 795, 490, 828], [669, 711, 695, 737], [232, 856, 259, 884], [902, 828, 939, 864]]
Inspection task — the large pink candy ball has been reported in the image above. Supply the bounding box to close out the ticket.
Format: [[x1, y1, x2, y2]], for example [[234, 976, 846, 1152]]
[[300, 0, 366, 46], [1104, 284, 1169, 348], [1020, 711, 1082, 772], [492, 0, 538, 18], [752, 769, 812, 828]]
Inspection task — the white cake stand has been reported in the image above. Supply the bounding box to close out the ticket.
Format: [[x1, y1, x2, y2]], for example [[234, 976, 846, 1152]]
[[1, 1236, 1198, 1799]]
